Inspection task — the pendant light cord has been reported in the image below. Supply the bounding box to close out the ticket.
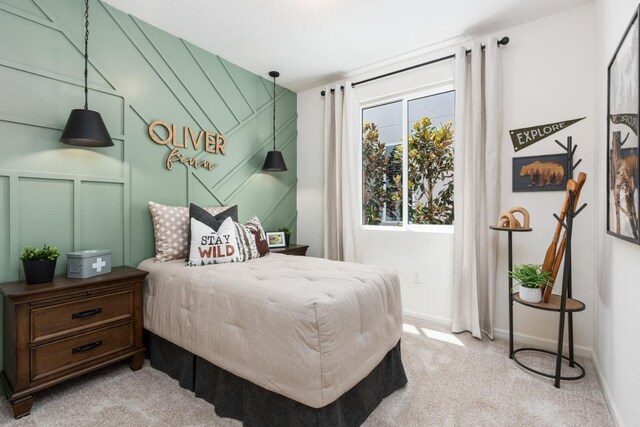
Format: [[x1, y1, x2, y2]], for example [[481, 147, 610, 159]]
[[84, 0, 89, 110], [272, 74, 276, 151]]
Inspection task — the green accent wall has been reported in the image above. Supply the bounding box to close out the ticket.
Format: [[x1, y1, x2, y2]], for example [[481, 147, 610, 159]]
[[0, 0, 297, 368]]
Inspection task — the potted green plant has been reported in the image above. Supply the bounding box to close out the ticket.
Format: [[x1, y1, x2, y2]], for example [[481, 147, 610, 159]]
[[277, 226, 292, 247], [20, 244, 61, 284], [509, 264, 551, 303]]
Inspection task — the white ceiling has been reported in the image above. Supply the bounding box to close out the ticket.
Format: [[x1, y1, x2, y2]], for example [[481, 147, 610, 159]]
[[102, 0, 592, 92]]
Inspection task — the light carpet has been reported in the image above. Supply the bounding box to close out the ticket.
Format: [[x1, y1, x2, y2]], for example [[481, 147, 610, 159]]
[[0, 317, 613, 426]]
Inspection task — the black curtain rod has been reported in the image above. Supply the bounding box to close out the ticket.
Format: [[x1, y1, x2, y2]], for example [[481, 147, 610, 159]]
[[320, 36, 509, 96]]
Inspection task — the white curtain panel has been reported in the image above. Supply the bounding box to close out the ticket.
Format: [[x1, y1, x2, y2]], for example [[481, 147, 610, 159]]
[[452, 39, 503, 339], [323, 83, 361, 262]]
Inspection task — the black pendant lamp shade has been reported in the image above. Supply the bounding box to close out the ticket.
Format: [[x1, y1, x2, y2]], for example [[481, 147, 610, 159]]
[[263, 150, 287, 171], [262, 71, 287, 171], [60, 0, 113, 147], [61, 109, 113, 147]]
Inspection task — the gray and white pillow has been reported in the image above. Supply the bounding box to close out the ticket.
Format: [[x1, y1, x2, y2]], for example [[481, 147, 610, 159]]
[[148, 201, 237, 262]]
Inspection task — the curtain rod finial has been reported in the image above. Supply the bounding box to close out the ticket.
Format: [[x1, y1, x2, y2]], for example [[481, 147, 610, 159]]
[[498, 36, 510, 46]]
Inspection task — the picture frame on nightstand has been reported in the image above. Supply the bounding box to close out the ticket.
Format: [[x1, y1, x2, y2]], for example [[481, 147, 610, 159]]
[[266, 231, 286, 248]]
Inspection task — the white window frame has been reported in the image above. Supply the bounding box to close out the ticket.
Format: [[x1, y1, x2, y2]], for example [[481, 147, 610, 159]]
[[360, 81, 455, 233]]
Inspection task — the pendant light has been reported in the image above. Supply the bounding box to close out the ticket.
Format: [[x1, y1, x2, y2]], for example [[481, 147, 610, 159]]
[[262, 71, 287, 171], [60, 0, 113, 147]]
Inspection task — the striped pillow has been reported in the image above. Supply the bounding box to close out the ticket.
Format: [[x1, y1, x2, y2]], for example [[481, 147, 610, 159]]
[[234, 221, 260, 262], [245, 216, 269, 257]]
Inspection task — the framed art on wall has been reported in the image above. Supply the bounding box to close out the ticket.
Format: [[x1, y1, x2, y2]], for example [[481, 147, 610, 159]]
[[512, 154, 569, 192], [607, 5, 640, 245]]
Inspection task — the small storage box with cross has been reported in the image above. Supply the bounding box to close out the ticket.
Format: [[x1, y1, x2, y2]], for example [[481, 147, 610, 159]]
[[66, 249, 112, 278]]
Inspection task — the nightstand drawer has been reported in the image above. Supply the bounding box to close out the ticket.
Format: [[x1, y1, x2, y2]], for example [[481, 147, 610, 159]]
[[31, 290, 134, 343], [31, 321, 134, 381]]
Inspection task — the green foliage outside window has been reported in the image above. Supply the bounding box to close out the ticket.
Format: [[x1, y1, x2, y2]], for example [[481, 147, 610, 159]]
[[362, 122, 387, 225], [362, 117, 455, 225]]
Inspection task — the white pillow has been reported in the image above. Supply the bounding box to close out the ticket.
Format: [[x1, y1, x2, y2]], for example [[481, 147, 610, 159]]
[[187, 216, 239, 266]]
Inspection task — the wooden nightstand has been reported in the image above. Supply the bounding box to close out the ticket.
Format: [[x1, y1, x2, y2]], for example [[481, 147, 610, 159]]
[[271, 244, 309, 256], [0, 266, 148, 419]]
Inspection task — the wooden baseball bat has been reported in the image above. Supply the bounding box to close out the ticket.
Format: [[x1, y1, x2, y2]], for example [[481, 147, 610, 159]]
[[540, 180, 576, 295], [544, 237, 567, 302], [543, 173, 587, 302]]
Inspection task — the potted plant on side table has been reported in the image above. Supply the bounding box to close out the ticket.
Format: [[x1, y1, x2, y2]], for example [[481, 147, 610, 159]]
[[277, 226, 292, 247], [509, 264, 551, 303], [20, 244, 61, 284]]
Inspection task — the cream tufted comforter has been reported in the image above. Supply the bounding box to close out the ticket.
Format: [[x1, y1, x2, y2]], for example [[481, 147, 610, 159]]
[[138, 253, 402, 408]]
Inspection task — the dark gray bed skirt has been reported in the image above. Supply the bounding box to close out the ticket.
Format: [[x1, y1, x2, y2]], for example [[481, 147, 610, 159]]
[[146, 331, 407, 426]]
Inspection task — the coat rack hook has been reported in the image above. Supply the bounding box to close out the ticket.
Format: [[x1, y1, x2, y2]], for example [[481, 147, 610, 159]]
[[571, 145, 578, 157], [573, 158, 582, 169], [573, 203, 588, 217], [555, 140, 567, 151], [553, 213, 568, 229]]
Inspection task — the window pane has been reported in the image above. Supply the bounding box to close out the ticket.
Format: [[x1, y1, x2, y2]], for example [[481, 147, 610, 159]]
[[407, 91, 455, 225], [363, 101, 403, 145], [362, 101, 403, 226]]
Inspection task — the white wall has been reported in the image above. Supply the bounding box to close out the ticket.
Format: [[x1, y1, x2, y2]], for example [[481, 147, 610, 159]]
[[297, 5, 596, 348], [296, 91, 325, 258], [594, 0, 640, 425], [495, 4, 596, 352]]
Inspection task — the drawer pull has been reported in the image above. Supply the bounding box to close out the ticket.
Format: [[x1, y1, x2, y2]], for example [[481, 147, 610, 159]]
[[71, 308, 102, 319], [72, 340, 103, 354]]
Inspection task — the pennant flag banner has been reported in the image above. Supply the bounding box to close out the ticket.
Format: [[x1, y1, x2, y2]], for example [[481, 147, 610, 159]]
[[509, 117, 585, 152], [610, 113, 638, 136]]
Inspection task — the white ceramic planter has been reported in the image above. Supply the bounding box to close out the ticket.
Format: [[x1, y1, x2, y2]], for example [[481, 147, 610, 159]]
[[519, 286, 542, 303]]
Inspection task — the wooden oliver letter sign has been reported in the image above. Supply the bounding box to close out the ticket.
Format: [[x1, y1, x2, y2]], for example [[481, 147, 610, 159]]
[[148, 120, 228, 172]]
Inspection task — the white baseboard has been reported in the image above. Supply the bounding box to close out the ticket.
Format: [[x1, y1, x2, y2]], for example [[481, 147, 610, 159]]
[[403, 309, 453, 327], [591, 351, 625, 427], [402, 310, 592, 357], [492, 327, 593, 358]]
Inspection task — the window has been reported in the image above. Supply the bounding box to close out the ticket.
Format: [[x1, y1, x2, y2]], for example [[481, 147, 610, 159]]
[[361, 89, 455, 227]]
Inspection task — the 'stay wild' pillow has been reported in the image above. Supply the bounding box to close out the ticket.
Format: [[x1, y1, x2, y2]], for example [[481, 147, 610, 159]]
[[188, 216, 239, 265], [186, 203, 238, 260]]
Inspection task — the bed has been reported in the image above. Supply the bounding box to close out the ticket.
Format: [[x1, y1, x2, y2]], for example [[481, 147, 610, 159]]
[[138, 253, 407, 426]]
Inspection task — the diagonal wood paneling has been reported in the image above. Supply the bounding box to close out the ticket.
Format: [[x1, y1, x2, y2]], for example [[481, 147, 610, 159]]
[[133, 17, 239, 133], [219, 57, 274, 111], [0, 0, 297, 287], [0, 63, 124, 137], [185, 41, 254, 121], [0, 2, 111, 89], [0, 0, 49, 21]]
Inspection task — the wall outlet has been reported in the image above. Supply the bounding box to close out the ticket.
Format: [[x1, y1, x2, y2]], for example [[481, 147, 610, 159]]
[[413, 270, 421, 284]]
